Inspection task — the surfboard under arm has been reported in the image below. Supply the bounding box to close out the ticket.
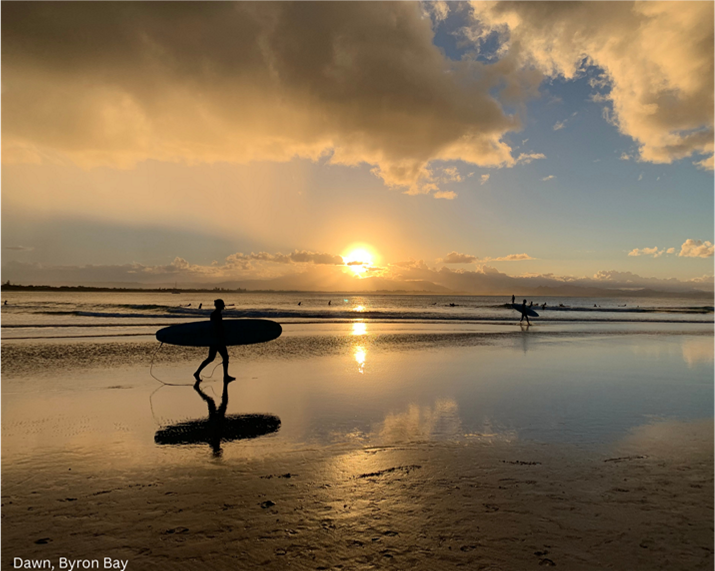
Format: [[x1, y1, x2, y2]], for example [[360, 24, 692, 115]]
[[156, 319, 282, 347], [511, 303, 539, 317]]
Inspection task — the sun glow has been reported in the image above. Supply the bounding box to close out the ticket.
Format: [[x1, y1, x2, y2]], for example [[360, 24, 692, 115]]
[[342, 246, 376, 277]]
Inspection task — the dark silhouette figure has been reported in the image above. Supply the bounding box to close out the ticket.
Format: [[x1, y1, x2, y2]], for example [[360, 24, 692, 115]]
[[198, 303, 203, 309], [298, 301, 302, 306], [328, 300, 331, 306], [154, 382, 281, 457], [542, 302, 547, 309], [511, 294, 515, 304], [194, 299, 234, 383], [194, 379, 231, 456], [520, 299, 531, 325], [3, 300, 7, 306]]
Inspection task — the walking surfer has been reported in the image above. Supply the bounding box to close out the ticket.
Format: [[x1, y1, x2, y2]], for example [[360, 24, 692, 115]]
[[194, 299, 235, 384], [520, 299, 531, 325]]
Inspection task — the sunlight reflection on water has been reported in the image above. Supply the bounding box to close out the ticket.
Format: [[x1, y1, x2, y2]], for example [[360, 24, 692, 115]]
[[2, 324, 712, 472]]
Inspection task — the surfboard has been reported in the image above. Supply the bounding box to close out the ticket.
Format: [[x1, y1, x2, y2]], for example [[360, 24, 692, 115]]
[[156, 319, 282, 347], [511, 303, 539, 317]]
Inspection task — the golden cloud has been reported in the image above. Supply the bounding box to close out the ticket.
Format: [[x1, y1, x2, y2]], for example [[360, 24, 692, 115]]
[[2, 2, 541, 196], [470, 1, 714, 169], [679, 239, 715, 258]]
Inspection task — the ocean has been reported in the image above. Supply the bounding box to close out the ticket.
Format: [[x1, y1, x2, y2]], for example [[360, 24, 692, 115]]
[[2, 289, 712, 457], [2, 291, 712, 341]]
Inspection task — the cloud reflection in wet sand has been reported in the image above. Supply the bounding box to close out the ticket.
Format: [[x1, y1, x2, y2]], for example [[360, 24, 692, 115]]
[[681, 337, 714, 368]]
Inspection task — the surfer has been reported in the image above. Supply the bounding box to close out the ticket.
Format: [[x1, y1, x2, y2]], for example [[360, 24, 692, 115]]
[[194, 299, 235, 384], [520, 299, 531, 325]]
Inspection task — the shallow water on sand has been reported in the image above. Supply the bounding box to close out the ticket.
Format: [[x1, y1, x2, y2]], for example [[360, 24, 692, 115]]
[[2, 322, 712, 472]]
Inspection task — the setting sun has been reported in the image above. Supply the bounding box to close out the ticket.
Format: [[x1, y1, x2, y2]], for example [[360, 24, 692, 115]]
[[342, 246, 376, 277]]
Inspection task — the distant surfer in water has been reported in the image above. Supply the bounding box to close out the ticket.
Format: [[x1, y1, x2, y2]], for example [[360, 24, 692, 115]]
[[520, 299, 531, 325], [194, 299, 235, 384]]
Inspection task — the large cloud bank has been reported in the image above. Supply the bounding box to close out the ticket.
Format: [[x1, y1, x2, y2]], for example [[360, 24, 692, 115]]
[[469, 1, 714, 169], [4, 1, 711, 198], [2, 2, 542, 196]]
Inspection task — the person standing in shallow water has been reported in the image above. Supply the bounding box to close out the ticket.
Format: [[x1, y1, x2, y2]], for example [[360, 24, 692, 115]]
[[194, 299, 235, 384]]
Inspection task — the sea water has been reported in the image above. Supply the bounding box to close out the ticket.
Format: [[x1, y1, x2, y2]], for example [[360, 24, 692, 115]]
[[2, 290, 713, 468], [2, 290, 712, 339]]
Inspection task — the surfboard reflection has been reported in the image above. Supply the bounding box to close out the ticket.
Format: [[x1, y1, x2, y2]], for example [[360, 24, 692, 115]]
[[154, 382, 281, 456]]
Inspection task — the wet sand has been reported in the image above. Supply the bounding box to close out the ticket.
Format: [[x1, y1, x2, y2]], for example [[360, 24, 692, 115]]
[[2, 323, 713, 570]]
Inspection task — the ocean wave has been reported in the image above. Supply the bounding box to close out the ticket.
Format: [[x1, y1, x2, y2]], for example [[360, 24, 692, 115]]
[[501, 304, 714, 314], [7, 310, 712, 326], [29, 303, 714, 320]]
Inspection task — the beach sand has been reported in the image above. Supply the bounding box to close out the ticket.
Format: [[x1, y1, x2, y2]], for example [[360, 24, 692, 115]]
[[2, 323, 713, 570]]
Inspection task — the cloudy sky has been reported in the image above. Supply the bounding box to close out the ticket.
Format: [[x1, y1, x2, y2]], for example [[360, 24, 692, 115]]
[[2, 1, 713, 293]]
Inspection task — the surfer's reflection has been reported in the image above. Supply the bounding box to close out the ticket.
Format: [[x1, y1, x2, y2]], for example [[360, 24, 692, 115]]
[[154, 380, 281, 457], [519, 322, 531, 353]]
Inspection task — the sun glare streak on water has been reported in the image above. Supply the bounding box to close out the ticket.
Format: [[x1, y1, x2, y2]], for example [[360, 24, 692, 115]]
[[354, 346, 366, 374], [352, 322, 367, 336]]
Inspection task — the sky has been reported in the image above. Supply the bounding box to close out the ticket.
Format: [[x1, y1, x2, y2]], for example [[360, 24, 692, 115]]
[[2, 1, 714, 294]]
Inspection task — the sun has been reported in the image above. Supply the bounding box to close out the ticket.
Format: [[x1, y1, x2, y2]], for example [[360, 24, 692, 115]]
[[342, 246, 376, 277]]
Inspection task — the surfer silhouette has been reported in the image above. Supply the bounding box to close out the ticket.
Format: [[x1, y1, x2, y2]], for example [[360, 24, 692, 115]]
[[511, 294, 515, 304], [194, 299, 235, 384], [193, 378, 231, 457], [154, 381, 281, 457], [520, 299, 531, 325]]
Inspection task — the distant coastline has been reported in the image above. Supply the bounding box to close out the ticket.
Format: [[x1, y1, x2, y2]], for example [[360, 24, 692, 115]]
[[1, 282, 712, 300], [1, 283, 246, 294]]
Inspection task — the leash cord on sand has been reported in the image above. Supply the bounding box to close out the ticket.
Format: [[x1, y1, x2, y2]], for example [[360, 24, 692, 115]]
[[149, 342, 222, 386]]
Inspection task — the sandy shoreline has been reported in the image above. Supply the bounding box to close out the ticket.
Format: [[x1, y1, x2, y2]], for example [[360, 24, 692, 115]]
[[3, 430, 713, 571], [3, 323, 713, 569]]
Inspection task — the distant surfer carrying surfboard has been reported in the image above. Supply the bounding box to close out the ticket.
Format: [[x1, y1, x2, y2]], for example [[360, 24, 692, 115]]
[[520, 299, 531, 325], [194, 299, 235, 384]]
